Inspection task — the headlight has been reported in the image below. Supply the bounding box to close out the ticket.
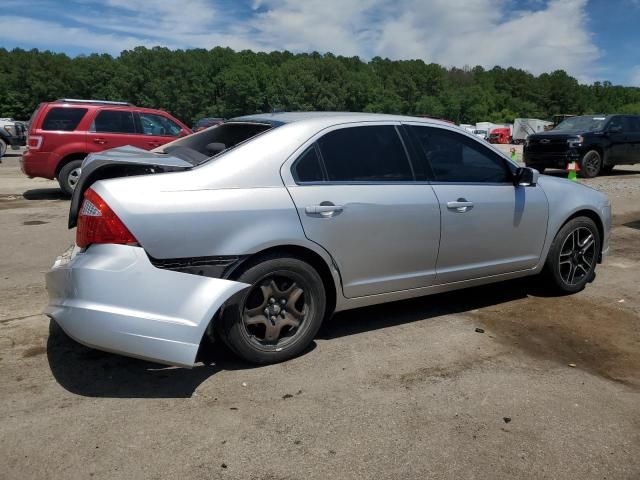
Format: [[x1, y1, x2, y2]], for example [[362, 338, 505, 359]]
[[567, 135, 583, 146]]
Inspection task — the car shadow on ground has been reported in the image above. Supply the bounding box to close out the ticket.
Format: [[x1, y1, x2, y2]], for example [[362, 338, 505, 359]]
[[543, 168, 640, 178], [46, 320, 257, 399], [2, 151, 23, 157], [318, 277, 554, 340], [47, 277, 555, 399], [23, 188, 67, 200]]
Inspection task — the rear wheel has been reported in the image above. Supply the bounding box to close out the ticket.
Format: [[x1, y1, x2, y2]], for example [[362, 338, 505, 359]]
[[580, 150, 602, 178], [543, 216, 600, 293], [57, 159, 83, 196], [0, 139, 7, 158], [217, 256, 326, 364]]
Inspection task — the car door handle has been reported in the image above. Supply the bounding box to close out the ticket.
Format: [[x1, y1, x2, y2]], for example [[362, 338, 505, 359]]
[[447, 200, 474, 212], [93, 138, 107, 145], [305, 204, 344, 215]]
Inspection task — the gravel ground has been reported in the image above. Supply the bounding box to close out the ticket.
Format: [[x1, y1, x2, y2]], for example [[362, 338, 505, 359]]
[[1, 149, 639, 480]]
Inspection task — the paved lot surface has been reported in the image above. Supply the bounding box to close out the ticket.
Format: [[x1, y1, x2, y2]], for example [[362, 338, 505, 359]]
[[1, 148, 639, 479]]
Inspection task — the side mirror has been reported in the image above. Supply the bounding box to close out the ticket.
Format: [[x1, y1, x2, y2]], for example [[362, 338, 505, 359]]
[[514, 167, 538, 187], [608, 125, 623, 134], [179, 128, 190, 137]]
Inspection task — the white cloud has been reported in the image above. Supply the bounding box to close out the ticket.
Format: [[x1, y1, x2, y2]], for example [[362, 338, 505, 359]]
[[251, 0, 600, 80], [0, 15, 152, 52], [0, 0, 601, 81]]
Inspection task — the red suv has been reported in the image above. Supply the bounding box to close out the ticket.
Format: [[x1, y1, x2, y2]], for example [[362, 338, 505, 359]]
[[22, 99, 192, 194]]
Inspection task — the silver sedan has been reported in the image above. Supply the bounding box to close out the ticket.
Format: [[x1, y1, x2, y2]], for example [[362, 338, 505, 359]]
[[45, 112, 611, 366]]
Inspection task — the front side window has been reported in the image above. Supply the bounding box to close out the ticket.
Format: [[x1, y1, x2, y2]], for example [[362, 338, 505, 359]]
[[93, 110, 136, 134], [42, 107, 87, 131], [317, 125, 413, 182], [409, 126, 512, 183], [138, 112, 181, 137], [607, 116, 625, 132]]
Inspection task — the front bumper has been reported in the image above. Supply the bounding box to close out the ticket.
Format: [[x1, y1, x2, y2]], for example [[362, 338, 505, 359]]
[[523, 152, 572, 169], [45, 244, 249, 367]]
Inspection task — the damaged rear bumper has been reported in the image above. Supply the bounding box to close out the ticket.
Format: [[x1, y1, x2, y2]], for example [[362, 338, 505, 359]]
[[45, 244, 249, 367]]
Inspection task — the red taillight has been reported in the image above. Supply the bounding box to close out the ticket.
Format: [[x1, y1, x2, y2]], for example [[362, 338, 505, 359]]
[[76, 188, 137, 248], [28, 135, 43, 150]]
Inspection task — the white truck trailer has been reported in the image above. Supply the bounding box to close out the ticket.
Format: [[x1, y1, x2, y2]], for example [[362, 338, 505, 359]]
[[512, 118, 553, 144]]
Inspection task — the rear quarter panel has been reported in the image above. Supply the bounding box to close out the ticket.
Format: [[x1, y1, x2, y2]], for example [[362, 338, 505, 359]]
[[92, 177, 312, 260]]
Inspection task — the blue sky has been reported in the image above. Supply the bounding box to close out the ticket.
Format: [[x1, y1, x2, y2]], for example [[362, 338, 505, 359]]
[[0, 0, 638, 86]]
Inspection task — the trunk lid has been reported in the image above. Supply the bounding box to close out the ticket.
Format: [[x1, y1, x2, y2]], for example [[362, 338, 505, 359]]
[[68, 146, 195, 228]]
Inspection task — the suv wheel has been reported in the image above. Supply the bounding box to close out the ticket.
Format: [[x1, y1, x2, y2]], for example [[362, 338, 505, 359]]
[[0, 139, 7, 158], [580, 150, 602, 178], [217, 256, 326, 364], [543, 216, 600, 294], [57, 159, 83, 196]]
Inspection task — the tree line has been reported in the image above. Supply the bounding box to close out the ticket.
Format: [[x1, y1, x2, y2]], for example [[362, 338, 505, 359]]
[[1, 46, 639, 126]]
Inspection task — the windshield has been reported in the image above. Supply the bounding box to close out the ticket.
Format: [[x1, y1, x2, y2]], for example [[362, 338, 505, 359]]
[[553, 116, 606, 132]]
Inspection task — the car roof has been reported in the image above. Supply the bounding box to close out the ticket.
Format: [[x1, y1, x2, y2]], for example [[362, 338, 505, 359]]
[[230, 111, 455, 128], [44, 101, 167, 115]]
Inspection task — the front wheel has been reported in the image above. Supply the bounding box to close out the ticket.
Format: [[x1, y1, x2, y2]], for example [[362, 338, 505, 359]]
[[543, 216, 600, 293], [217, 256, 326, 364], [0, 139, 7, 158], [580, 150, 602, 178]]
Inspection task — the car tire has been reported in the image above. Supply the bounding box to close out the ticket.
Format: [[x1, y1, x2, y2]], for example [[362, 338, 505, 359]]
[[57, 159, 84, 196], [217, 256, 326, 364], [543, 216, 600, 294], [0, 139, 7, 158], [580, 150, 602, 178]]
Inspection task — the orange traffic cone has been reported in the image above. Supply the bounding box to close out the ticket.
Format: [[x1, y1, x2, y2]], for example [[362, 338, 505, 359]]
[[567, 161, 580, 181]]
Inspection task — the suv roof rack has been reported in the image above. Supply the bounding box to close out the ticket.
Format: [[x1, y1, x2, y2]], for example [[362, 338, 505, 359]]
[[55, 99, 134, 106]]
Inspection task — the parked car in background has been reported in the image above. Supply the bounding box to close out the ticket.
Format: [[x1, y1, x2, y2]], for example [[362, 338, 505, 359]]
[[473, 129, 488, 139], [0, 118, 27, 158], [21, 99, 191, 194], [524, 114, 640, 177], [488, 127, 511, 144], [192, 117, 224, 132], [46, 112, 610, 367]]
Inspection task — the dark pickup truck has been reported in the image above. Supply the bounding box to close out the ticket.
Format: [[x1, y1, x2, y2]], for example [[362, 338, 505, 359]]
[[0, 120, 27, 158], [524, 114, 640, 177]]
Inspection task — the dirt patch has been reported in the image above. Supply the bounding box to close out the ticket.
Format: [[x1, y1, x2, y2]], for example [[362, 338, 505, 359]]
[[399, 354, 503, 387], [23, 220, 49, 226], [22, 345, 47, 358], [0, 194, 65, 211], [472, 295, 640, 388]]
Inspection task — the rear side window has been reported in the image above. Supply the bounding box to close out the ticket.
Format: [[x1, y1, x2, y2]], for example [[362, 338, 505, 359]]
[[93, 110, 136, 134], [624, 116, 640, 132], [409, 126, 512, 183], [42, 107, 87, 131], [293, 145, 324, 182], [317, 125, 413, 182]]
